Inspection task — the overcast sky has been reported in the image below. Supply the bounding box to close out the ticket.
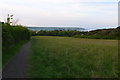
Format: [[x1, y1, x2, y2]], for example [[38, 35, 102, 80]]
[[1, 0, 119, 29]]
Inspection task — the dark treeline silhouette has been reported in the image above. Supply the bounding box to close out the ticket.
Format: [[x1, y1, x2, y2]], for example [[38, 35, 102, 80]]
[[31, 26, 120, 40], [37, 30, 86, 37]]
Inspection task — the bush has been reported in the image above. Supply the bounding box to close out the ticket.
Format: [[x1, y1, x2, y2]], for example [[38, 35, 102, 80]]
[[2, 23, 31, 51]]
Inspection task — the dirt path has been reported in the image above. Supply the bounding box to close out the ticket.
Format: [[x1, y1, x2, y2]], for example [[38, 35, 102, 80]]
[[2, 41, 31, 78]]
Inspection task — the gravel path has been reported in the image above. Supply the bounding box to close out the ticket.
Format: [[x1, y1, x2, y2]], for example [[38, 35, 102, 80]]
[[2, 41, 31, 78]]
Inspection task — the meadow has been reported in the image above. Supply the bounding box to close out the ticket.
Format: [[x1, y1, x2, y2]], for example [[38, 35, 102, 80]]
[[28, 36, 118, 78]]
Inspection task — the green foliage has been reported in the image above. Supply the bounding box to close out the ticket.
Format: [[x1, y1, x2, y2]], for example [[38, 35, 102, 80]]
[[29, 30, 37, 36], [78, 27, 119, 40], [2, 23, 31, 52], [37, 30, 81, 37], [36, 27, 119, 40]]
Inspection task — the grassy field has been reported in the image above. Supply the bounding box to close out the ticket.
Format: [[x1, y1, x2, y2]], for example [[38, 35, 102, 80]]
[[28, 36, 118, 78]]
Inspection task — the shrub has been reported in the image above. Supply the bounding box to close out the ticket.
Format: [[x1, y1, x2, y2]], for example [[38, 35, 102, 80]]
[[2, 23, 31, 51]]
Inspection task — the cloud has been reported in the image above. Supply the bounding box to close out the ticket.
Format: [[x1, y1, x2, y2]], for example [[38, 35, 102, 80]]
[[1, 0, 118, 28]]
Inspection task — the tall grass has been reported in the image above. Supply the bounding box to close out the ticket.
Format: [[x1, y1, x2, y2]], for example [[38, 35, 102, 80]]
[[28, 36, 118, 78]]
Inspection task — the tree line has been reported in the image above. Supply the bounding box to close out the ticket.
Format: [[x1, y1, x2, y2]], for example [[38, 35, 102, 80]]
[[31, 27, 120, 40]]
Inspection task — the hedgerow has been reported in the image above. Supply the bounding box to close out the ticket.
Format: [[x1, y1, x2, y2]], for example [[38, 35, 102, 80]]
[[2, 23, 31, 51]]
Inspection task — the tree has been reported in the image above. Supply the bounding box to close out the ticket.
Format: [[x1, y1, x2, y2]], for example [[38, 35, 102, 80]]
[[6, 14, 13, 25]]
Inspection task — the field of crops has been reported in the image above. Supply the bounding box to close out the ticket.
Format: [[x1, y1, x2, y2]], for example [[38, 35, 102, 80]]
[[28, 36, 118, 78]]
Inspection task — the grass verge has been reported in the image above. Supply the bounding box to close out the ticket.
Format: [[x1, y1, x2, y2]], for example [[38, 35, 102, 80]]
[[3, 40, 28, 66]]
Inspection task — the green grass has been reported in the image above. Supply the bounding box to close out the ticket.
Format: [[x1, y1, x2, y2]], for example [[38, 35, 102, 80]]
[[28, 36, 118, 78], [3, 40, 28, 66]]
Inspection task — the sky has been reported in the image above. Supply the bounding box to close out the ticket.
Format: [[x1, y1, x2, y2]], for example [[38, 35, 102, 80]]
[[1, 0, 119, 29]]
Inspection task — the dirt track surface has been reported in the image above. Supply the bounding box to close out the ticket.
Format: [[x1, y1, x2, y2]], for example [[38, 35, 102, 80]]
[[2, 41, 31, 78]]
